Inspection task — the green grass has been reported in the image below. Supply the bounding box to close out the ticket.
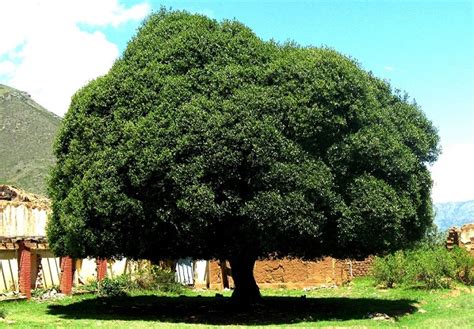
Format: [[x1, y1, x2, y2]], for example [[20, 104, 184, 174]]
[[0, 278, 472, 328]]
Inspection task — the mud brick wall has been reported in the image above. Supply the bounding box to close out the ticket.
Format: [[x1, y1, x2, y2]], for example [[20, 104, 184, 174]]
[[446, 227, 460, 250], [447, 224, 474, 255], [209, 257, 351, 290], [349, 256, 374, 277], [254, 257, 350, 289], [208, 260, 233, 290], [459, 224, 474, 255]]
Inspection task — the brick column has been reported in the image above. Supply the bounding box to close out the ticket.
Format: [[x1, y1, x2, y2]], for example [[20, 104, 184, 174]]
[[60, 256, 74, 295], [97, 258, 108, 281], [18, 241, 32, 299]]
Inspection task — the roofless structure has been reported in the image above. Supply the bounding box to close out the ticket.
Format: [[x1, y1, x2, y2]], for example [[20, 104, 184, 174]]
[[0, 185, 53, 298]]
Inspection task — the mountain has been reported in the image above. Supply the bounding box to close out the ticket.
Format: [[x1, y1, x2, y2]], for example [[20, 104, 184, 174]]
[[0, 84, 61, 196], [434, 200, 474, 231]]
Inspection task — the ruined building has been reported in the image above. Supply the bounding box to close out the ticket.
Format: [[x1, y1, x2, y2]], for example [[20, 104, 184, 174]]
[[447, 224, 474, 255]]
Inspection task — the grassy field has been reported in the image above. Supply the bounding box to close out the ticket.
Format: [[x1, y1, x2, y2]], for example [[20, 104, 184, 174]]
[[0, 278, 472, 328]]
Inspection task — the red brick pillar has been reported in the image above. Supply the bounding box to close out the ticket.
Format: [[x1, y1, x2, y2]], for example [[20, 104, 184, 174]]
[[97, 258, 108, 281], [18, 241, 32, 299], [60, 256, 74, 295]]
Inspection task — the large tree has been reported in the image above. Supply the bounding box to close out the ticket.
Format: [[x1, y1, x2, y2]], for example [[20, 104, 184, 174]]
[[48, 10, 439, 303]]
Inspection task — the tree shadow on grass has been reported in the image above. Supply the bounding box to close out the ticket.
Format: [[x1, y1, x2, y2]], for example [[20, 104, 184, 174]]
[[47, 295, 418, 325]]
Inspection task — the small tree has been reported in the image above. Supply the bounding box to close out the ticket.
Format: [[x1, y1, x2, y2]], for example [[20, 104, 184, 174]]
[[48, 10, 440, 304]]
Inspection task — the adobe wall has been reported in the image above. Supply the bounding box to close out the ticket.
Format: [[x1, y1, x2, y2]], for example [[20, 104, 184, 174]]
[[0, 185, 50, 238], [447, 224, 474, 255], [208, 257, 359, 290], [348, 256, 374, 277], [0, 203, 48, 237], [254, 257, 350, 289], [459, 224, 474, 256]]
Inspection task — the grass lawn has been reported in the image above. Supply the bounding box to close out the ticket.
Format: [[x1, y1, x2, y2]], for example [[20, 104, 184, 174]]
[[0, 278, 472, 328]]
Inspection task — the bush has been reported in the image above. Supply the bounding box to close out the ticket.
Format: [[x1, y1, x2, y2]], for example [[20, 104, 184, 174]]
[[450, 246, 474, 285], [404, 246, 456, 289], [372, 250, 406, 288], [93, 265, 185, 296], [372, 245, 473, 289], [134, 265, 184, 294], [80, 279, 99, 293], [151, 266, 184, 294], [98, 275, 131, 297]]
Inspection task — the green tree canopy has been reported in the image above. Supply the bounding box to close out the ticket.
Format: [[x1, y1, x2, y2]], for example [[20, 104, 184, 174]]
[[48, 10, 440, 303]]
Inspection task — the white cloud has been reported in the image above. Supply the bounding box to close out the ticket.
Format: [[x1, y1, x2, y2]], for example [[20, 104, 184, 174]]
[[0, 0, 150, 116], [384, 66, 394, 72], [0, 60, 16, 77], [430, 143, 474, 203]]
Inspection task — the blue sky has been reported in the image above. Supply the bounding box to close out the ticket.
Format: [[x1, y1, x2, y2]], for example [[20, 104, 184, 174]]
[[0, 0, 472, 202]]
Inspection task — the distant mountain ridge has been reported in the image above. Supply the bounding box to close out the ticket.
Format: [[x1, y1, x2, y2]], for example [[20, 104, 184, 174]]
[[0, 84, 61, 196], [434, 200, 474, 231]]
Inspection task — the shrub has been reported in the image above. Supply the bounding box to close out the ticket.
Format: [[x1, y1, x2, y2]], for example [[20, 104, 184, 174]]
[[133, 265, 184, 294], [80, 279, 99, 293], [372, 245, 472, 289], [450, 246, 474, 285], [94, 265, 185, 296], [151, 266, 184, 294], [98, 275, 131, 297], [404, 246, 456, 289], [372, 250, 406, 288]]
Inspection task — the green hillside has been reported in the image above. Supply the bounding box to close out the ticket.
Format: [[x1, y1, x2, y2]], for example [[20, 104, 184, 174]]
[[0, 84, 61, 196]]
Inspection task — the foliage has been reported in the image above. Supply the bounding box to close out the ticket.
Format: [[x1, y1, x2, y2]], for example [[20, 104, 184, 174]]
[[80, 279, 99, 293], [0, 307, 7, 319], [0, 84, 60, 196], [372, 245, 473, 289], [404, 246, 456, 289], [92, 266, 184, 296], [97, 275, 130, 297], [133, 265, 185, 294], [418, 224, 447, 248], [372, 250, 406, 288], [47, 9, 440, 264], [450, 246, 474, 285]]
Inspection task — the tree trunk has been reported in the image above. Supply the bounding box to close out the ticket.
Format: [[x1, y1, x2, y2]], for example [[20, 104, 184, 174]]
[[229, 256, 262, 305]]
